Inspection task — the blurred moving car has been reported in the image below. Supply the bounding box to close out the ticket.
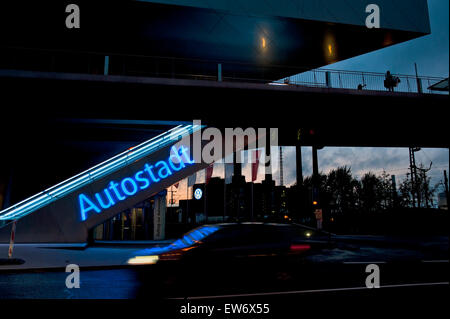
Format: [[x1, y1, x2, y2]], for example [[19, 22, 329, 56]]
[[130, 223, 335, 298], [130, 222, 449, 300]]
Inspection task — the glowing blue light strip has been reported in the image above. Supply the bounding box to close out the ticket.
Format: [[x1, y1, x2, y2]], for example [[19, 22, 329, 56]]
[[2, 124, 199, 220], [0, 124, 201, 221], [133, 226, 220, 256]]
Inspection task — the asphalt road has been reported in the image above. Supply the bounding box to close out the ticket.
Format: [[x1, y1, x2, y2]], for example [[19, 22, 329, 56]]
[[1, 265, 447, 299], [1, 273, 447, 318], [163, 283, 450, 318], [0, 238, 448, 319], [0, 268, 140, 299], [1, 252, 448, 299]]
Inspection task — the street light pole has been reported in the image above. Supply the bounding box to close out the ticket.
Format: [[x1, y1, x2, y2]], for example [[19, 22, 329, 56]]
[[444, 170, 449, 209]]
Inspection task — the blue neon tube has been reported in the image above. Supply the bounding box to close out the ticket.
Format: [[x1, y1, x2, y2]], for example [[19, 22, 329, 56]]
[[0, 124, 201, 222]]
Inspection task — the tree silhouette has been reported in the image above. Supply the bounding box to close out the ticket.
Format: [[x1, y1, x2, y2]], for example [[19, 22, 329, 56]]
[[301, 164, 439, 217], [325, 166, 359, 214], [359, 172, 383, 212], [398, 163, 437, 208]]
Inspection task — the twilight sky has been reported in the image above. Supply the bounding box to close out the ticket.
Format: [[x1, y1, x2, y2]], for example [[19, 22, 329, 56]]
[[169, 146, 449, 206], [169, 1, 449, 205], [320, 0, 449, 77]]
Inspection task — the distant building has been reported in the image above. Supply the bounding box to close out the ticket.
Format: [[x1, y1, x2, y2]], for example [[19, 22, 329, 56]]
[[438, 192, 448, 210], [176, 175, 293, 227]]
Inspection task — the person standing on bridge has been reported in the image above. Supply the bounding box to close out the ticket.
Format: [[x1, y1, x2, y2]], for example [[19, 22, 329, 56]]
[[384, 71, 400, 92], [385, 71, 395, 92]]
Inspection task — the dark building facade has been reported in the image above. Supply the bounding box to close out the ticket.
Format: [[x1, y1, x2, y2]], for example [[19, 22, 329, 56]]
[[1, 0, 431, 81], [0, 0, 439, 243]]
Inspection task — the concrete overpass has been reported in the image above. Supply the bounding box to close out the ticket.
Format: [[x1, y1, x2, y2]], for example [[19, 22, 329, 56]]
[[1, 0, 431, 81], [0, 0, 445, 245], [0, 70, 448, 243], [1, 70, 448, 149]]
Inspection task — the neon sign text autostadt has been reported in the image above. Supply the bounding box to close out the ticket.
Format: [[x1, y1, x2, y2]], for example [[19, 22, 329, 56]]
[[78, 145, 193, 221]]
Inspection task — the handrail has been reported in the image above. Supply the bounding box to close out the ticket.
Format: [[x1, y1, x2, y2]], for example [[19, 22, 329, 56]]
[[1, 45, 446, 82], [0, 124, 202, 222]]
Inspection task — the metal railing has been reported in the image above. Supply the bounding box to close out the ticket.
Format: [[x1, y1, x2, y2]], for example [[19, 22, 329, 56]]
[[1, 46, 447, 95], [278, 69, 447, 95], [0, 124, 201, 225]]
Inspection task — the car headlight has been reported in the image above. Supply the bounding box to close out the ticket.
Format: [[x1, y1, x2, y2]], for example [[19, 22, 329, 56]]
[[127, 255, 159, 265]]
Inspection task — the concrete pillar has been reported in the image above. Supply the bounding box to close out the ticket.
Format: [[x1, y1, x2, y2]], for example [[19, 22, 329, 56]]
[[232, 151, 243, 221], [104, 56, 109, 76], [325, 71, 332, 88], [312, 146, 319, 183], [233, 151, 241, 177], [312, 146, 319, 204], [218, 63, 222, 82], [265, 130, 273, 182], [296, 144, 303, 186], [153, 191, 167, 240]]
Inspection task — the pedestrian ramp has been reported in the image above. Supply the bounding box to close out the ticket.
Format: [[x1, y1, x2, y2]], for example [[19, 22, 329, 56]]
[[0, 124, 206, 243]]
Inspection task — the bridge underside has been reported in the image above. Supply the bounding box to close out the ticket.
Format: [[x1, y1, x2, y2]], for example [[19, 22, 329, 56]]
[[0, 0, 441, 244], [1, 71, 448, 202], [0, 72, 447, 243], [1, 72, 448, 148], [1, 1, 429, 81]]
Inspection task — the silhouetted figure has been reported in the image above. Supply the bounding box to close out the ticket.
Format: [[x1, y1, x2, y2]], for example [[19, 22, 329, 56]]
[[384, 71, 400, 92], [358, 84, 367, 90], [314, 208, 323, 230]]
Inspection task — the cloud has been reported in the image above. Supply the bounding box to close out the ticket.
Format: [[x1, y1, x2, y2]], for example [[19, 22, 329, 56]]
[[271, 146, 448, 188], [169, 147, 448, 205], [321, 0, 449, 78]]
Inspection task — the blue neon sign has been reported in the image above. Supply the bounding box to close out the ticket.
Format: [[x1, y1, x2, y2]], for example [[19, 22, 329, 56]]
[[0, 124, 202, 222], [78, 145, 194, 221]]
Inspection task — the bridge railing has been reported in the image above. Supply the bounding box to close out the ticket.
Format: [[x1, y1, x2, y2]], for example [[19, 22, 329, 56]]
[[0, 124, 201, 226], [1, 46, 447, 95], [279, 69, 447, 95]]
